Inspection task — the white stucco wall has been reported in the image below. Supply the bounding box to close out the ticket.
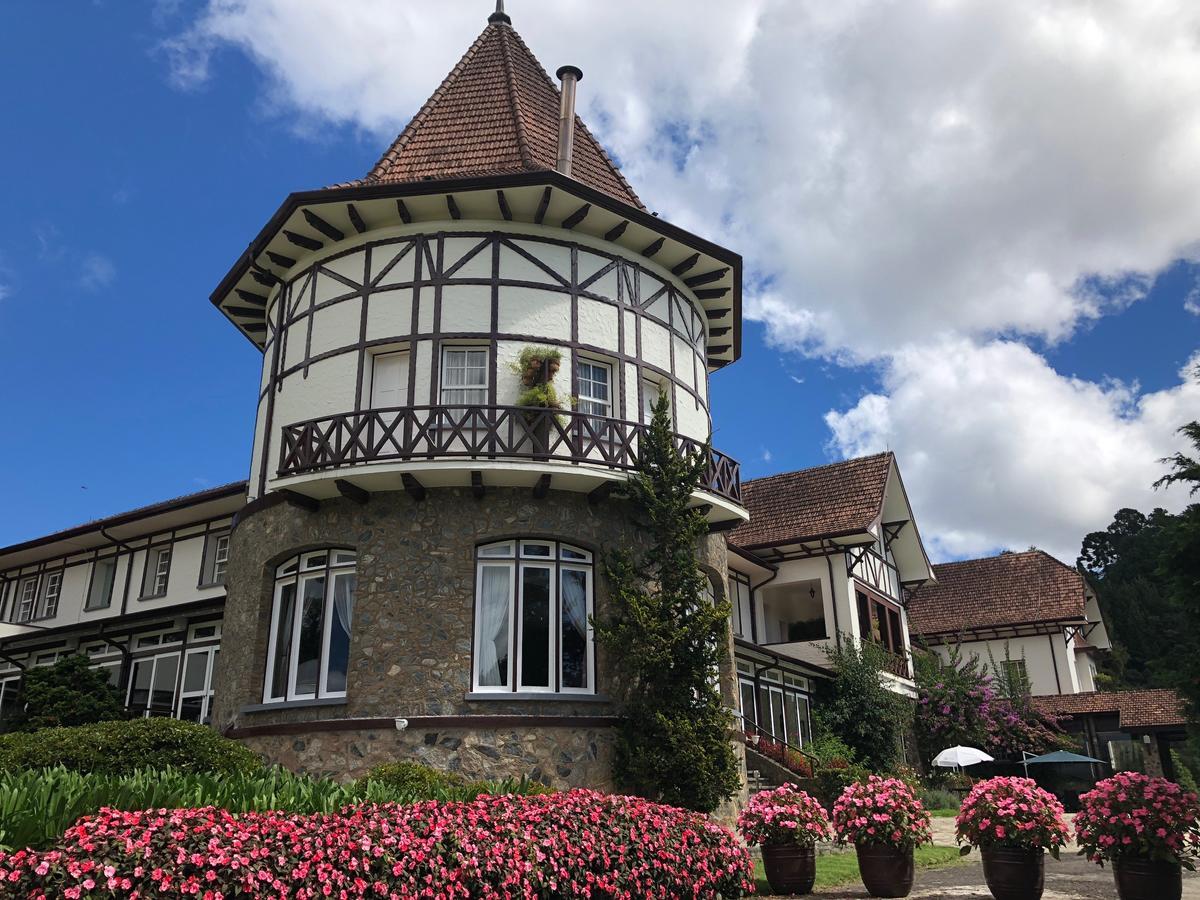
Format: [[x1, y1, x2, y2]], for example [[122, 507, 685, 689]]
[[932, 633, 1077, 696]]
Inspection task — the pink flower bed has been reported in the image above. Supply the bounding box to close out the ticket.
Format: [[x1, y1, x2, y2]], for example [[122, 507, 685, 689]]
[[955, 776, 1070, 853], [0, 790, 754, 899], [831, 775, 933, 849], [1075, 772, 1200, 866], [738, 784, 831, 847]]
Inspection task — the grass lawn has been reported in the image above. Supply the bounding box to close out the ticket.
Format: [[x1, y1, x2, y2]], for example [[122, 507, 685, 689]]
[[928, 807, 960, 817], [754, 845, 963, 895]]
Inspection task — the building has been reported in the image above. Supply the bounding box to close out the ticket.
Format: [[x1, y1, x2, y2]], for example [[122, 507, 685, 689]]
[[727, 453, 937, 754], [0, 7, 748, 788]]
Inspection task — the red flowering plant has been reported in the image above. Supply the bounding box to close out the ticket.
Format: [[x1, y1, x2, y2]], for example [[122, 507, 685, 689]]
[[955, 776, 1070, 858], [1074, 771, 1200, 869], [0, 789, 756, 898], [830, 775, 933, 849], [748, 733, 814, 778], [737, 784, 832, 848]]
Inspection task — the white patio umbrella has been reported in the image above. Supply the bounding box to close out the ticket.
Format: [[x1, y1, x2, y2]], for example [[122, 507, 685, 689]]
[[932, 746, 994, 769]]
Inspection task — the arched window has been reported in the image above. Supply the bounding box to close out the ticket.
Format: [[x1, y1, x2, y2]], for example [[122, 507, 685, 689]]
[[264, 549, 356, 703], [473, 540, 594, 694]]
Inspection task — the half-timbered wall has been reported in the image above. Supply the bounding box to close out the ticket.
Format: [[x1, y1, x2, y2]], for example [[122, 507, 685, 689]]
[[249, 223, 714, 497]]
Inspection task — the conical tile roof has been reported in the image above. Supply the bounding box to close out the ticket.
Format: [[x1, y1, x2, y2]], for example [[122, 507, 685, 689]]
[[354, 16, 643, 209]]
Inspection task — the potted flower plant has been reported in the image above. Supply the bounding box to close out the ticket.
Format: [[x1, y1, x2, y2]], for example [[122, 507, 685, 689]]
[[831, 775, 933, 898], [510, 346, 564, 457], [738, 784, 832, 896], [1074, 771, 1200, 900], [955, 776, 1070, 900]]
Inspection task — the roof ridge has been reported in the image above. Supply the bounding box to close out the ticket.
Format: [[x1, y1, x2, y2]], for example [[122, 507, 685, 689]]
[[364, 23, 496, 183], [933, 548, 1065, 572], [743, 451, 893, 487]]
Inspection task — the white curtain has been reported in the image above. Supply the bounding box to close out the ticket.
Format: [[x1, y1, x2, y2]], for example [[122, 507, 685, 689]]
[[332, 573, 355, 636], [477, 566, 511, 686], [562, 570, 587, 639]]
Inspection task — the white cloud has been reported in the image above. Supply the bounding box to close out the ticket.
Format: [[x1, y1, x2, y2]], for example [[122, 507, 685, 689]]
[[166, 0, 1200, 558], [826, 342, 1200, 561], [1186, 286, 1200, 316], [78, 253, 116, 291]]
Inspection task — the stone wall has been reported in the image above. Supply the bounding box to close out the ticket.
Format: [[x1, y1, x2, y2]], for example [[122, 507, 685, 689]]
[[213, 486, 740, 794]]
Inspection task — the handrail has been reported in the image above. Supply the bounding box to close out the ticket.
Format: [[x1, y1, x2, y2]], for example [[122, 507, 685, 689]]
[[733, 710, 819, 768], [277, 404, 742, 504]]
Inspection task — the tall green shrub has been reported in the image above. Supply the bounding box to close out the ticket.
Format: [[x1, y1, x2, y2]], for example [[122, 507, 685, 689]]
[[9, 655, 125, 732], [815, 639, 909, 772], [593, 393, 740, 812]]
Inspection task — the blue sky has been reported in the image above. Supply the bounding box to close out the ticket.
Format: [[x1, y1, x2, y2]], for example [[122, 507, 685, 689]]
[[1, 2, 1197, 561]]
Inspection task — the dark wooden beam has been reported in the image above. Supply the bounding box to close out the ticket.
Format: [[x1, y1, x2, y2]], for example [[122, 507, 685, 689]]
[[266, 251, 297, 269], [302, 209, 345, 242], [561, 203, 590, 230], [671, 253, 700, 276], [446, 195, 461, 220], [604, 220, 629, 241], [284, 230, 323, 252], [704, 309, 729, 320], [534, 186, 552, 225], [694, 287, 730, 300], [226, 305, 267, 318], [279, 489, 319, 512], [641, 237, 664, 258], [242, 323, 267, 334], [588, 481, 617, 505], [708, 344, 731, 354], [708, 326, 731, 337], [396, 199, 413, 224], [532, 473, 551, 499], [235, 290, 268, 306], [401, 473, 426, 502], [249, 268, 277, 288], [496, 190, 512, 221], [685, 267, 729, 288], [334, 479, 369, 505], [347, 204, 367, 234], [471, 471, 485, 499]]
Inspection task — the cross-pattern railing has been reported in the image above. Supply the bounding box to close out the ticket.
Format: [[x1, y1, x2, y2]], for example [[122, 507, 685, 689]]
[[277, 405, 743, 504]]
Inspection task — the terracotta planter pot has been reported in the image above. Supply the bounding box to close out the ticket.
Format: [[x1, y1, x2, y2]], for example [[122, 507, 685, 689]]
[[761, 843, 816, 895], [980, 846, 1044, 900], [1113, 855, 1182, 900], [855, 843, 915, 898]]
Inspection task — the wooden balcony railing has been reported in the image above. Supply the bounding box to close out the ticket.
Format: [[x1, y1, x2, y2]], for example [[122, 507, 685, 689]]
[[881, 648, 912, 680], [277, 405, 743, 505]]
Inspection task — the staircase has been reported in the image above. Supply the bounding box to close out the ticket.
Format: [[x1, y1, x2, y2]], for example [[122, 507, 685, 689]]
[[744, 744, 805, 794]]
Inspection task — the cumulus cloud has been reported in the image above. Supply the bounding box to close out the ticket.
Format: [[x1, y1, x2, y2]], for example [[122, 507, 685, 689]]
[[78, 253, 116, 291], [165, 0, 1200, 558], [826, 342, 1200, 561]]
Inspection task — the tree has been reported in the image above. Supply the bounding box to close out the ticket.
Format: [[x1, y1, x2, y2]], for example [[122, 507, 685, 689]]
[[11, 654, 126, 732], [814, 638, 909, 772], [593, 393, 740, 812]]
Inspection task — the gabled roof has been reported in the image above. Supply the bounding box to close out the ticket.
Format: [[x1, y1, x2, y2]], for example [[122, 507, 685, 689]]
[[349, 16, 642, 209], [729, 453, 894, 550], [907, 550, 1086, 637], [1033, 689, 1187, 730]]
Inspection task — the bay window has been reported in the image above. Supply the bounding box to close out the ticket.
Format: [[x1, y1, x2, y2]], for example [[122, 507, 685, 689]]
[[264, 549, 356, 703], [473, 540, 593, 694]]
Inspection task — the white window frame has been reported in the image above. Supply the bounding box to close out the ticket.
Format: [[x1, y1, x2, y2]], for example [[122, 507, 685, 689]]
[[15, 577, 37, 623], [177, 646, 219, 724], [212, 533, 230, 583], [86, 555, 118, 611], [439, 346, 489, 407], [576, 358, 613, 419], [263, 549, 356, 704], [641, 376, 670, 425], [37, 571, 62, 619], [126, 651, 181, 718], [141, 546, 172, 598], [370, 350, 410, 409], [471, 540, 595, 695]]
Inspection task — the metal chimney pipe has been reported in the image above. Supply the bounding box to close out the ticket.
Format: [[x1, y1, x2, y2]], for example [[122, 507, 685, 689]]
[[555, 65, 583, 176]]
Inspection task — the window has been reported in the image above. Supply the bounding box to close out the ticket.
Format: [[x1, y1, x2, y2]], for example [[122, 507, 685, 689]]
[[264, 549, 356, 703], [87, 556, 118, 610], [440, 347, 488, 407], [729, 570, 753, 640], [473, 540, 594, 694], [178, 646, 219, 724], [576, 360, 612, 419], [127, 653, 180, 717], [999, 659, 1029, 695], [200, 531, 231, 586], [641, 377, 669, 425], [141, 546, 172, 598], [370, 351, 410, 408], [0, 677, 20, 728], [14, 577, 37, 623], [37, 572, 62, 619]]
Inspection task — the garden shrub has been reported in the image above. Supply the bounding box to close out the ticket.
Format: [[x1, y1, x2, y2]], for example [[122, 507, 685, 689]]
[[357, 760, 466, 794], [815, 640, 909, 772], [7, 655, 125, 732], [0, 790, 755, 898], [810, 764, 872, 810], [0, 718, 261, 777]]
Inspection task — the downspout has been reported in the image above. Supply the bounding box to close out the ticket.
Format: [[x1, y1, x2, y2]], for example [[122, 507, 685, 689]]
[[1047, 633, 1063, 694], [749, 568, 778, 645], [824, 543, 843, 649]]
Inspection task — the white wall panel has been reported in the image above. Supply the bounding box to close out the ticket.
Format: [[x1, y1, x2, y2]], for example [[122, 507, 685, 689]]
[[440, 285, 493, 333], [365, 288, 414, 340], [309, 298, 361, 357]]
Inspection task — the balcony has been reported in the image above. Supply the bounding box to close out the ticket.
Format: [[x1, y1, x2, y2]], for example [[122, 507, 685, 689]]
[[277, 405, 742, 506]]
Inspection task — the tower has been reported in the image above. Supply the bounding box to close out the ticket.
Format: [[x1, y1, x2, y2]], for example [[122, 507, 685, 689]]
[[209, 8, 746, 785]]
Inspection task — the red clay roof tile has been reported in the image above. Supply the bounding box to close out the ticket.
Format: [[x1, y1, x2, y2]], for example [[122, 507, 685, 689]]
[[1033, 689, 1187, 730]]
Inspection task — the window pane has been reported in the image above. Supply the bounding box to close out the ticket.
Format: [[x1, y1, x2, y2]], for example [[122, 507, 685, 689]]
[[294, 576, 325, 696], [739, 681, 756, 729], [520, 566, 551, 689], [129, 660, 153, 711], [88, 558, 117, 609], [178, 697, 204, 722], [577, 361, 611, 417], [150, 656, 178, 715], [560, 568, 588, 689], [182, 652, 208, 693], [784, 693, 801, 746], [476, 565, 511, 687], [325, 573, 355, 694], [269, 583, 296, 700]]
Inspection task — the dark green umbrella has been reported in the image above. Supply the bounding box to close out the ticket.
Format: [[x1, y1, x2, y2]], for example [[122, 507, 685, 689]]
[[1024, 750, 1105, 764]]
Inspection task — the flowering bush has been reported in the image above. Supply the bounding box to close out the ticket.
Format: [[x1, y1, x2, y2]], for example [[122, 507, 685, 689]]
[[831, 775, 933, 849], [738, 784, 831, 847], [1075, 772, 1200, 868], [0, 789, 755, 898], [748, 733, 814, 778], [955, 777, 1070, 856]]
